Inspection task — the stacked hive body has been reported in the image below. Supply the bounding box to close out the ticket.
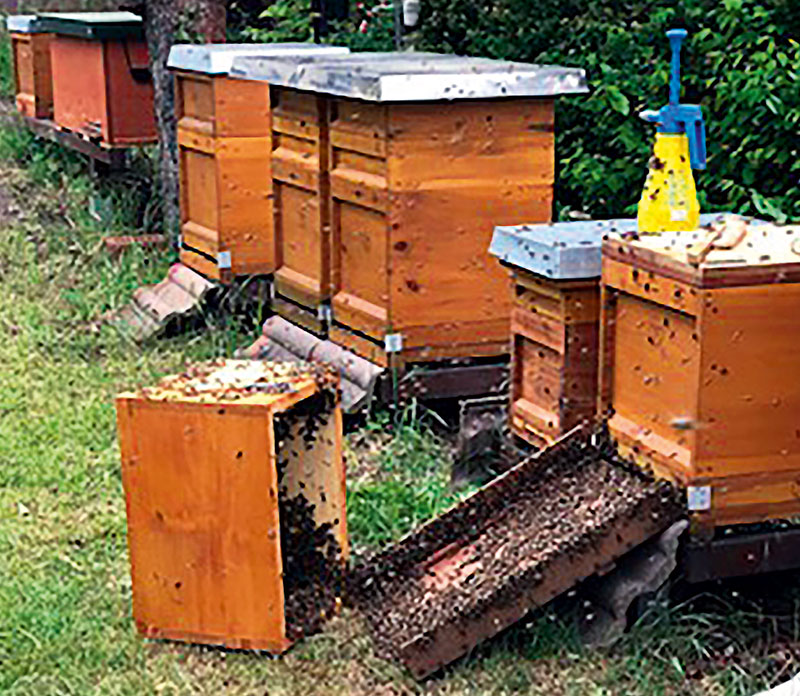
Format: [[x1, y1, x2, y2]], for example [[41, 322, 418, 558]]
[[600, 218, 800, 530], [7, 15, 53, 119], [232, 53, 587, 358], [490, 220, 610, 446], [489, 214, 762, 448], [37, 12, 155, 145], [116, 360, 347, 651], [169, 44, 349, 282]]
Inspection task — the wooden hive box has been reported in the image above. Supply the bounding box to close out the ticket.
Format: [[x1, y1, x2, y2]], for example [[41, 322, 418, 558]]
[[169, 44, 348, 283], [600, 217, 800, 530], [231, 52, 588, 348], [489, 220, 616, 446], [116, 359, 348, 651], [38, 12, 155, 146], [7, 15, 53, 119]]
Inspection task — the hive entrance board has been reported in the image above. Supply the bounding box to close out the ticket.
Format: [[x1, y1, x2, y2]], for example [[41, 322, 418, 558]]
[[349, 426, 682, 679], [116, 359, 347, 651]]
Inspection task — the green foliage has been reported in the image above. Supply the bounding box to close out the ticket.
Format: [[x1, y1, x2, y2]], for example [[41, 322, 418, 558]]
[[0, 24, 13, 99], [232, 0, 396, 51], [417, 0, 800, 222], [346, 405, 473, 554]]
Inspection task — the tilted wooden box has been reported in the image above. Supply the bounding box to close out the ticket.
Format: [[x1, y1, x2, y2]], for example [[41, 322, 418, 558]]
[[232, 52, 588, 353], [170, 44, 348, 282], [116, 360, 348, 651], [38, 12, 155, 145], [600, 219, 800, 529], [7, 16, 53, 119]]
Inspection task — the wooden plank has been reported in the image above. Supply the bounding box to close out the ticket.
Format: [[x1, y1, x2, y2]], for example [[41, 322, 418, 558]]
[[118, 398, 289, 651], [389, 184, 551, 329], [328, 324, 389, 367], [696, 283, 800, 476], [213, 75, 270, 137], [602, 256, 701, 317], [609, 293, 701, 451]]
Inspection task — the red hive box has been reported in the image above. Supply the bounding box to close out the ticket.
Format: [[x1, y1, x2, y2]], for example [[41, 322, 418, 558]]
[[38, 12, 155, 145]]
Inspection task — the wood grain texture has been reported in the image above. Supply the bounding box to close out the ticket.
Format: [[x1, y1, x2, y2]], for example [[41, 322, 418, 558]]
[[323, 97, 556, 363], [508, 270, 600, 446], [11, 32, 53, 119], [603, 250, 800, 525], [177, 72, 272, 281], [116, 366, 346, 651], [271, 88, 331, 308]]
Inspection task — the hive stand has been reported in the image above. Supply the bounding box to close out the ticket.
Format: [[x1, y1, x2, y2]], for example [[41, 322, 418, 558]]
[[600, 219, 800, 533], [231, 52, 588, 348], [116, 360, 347, 651], [169, 44, 349, 283]]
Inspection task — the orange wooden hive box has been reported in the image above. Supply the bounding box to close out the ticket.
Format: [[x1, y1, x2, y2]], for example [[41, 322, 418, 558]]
[[6, 15, 53, 119], [116, 359, 348, 651], [169, 44, 349, 282], [489, 220, 612, 447], [600, 217, 800, 531], [231, 53, 588, 351], [37, 12, 155, 146]]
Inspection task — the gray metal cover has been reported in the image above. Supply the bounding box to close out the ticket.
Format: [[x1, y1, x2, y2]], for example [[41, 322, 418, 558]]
[[6, 15, 41, 33], [230, 51, 588, 101], [36, 12, 143, 40], [489, 214, 765, 280], [167, 43, 349, 76]]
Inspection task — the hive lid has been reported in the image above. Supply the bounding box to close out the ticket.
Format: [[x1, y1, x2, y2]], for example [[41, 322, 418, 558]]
[[118, 359, 337, 408], [36, 12, 143, 40], [6, 15, 43, 33], [168, 43, 350, 75], [490, 213, 766, 280], [603, 217, 799, 288], [230, 51, 588, 101]]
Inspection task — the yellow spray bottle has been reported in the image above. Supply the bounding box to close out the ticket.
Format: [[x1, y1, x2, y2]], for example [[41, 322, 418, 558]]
[[638, 29, 707, 233]]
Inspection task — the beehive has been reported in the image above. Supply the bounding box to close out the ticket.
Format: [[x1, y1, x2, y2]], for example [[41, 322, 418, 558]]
[[37, 12, 155, 145], [231, 52, 588, 351], [169, 44, 348, 282], [488, 214, 749, 447], [6, 15, 53, 119], [116, 359, 347, 651], [489, 220, 611, 446], [600, 219, 800, 529]]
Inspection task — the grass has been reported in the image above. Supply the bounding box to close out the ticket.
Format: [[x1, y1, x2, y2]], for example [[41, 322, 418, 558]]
[[0, 72, 799, 695]]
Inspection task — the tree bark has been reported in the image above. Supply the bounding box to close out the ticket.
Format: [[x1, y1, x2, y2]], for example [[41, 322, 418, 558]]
[[137, 0, 226, 241]]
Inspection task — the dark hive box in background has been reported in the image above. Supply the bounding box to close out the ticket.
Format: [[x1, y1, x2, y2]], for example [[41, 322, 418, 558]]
[[7, 15, 53, 119], [38, 12, 155, 145]]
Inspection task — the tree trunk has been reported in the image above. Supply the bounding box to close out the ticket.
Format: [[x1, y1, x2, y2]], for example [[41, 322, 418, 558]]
[[138, 0, 226, 241]]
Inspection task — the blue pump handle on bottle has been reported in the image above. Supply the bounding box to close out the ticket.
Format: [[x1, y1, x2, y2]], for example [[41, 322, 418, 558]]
[[639, 29, 707, 170]]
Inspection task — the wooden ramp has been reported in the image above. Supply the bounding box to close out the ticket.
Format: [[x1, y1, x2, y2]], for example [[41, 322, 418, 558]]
[[348, 426, 683, 679]]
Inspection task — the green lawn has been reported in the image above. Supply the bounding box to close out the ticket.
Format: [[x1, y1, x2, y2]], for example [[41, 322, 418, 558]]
[[0, 105, 797, 695]]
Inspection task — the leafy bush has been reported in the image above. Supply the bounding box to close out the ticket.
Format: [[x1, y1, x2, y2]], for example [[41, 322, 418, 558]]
[[416, 0, 800, 221]]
